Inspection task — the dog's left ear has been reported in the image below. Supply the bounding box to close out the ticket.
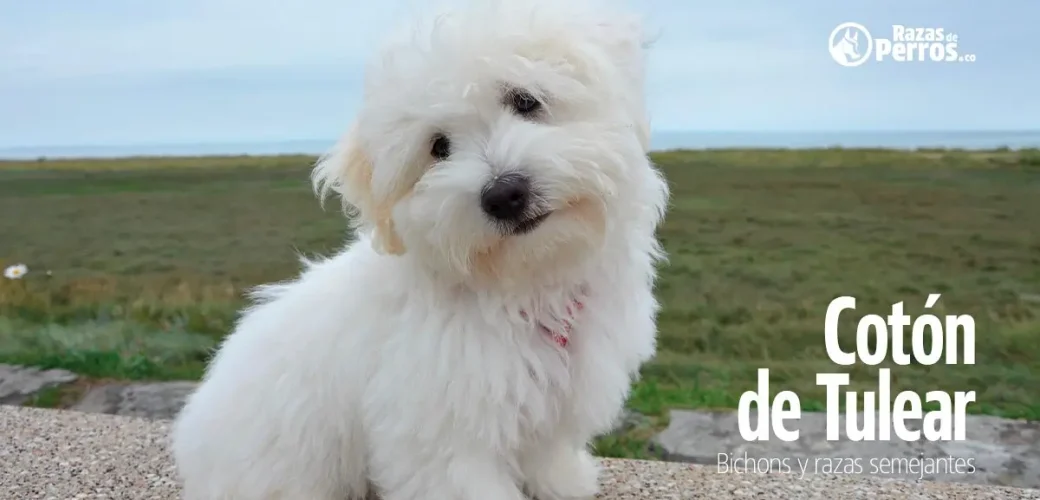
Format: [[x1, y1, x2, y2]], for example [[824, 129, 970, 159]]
[[593, 16, 648, 67], [312, 124, 406, 255], [592, 16, 654, 151]]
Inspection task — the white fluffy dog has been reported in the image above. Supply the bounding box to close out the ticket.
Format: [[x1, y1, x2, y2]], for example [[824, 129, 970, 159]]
[[170, 0, 669, 498]]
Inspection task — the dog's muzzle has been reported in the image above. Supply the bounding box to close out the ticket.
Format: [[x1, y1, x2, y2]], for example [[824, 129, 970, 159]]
[[480, 173, 550, 235]]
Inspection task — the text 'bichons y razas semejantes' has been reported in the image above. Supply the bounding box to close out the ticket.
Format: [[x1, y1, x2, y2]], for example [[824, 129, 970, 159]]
[[716, 452, 977, 480], [738, 294, 976, 443]]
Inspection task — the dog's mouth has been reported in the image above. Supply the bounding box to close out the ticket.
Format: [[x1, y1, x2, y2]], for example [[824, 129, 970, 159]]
[[510, 212, 552, 235]]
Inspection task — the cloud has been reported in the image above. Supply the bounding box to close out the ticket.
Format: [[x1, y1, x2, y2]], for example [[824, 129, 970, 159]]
[[0, 0, 400, 82]]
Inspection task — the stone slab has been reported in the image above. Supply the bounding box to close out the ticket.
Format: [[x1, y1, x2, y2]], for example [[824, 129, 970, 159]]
[[72, 381, 198, 420], [0, 363, 77, 405], [653, 409, 1040, 489]]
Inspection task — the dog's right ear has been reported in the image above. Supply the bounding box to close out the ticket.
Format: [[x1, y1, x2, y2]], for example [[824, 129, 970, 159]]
[[311, 125, 406, 255]]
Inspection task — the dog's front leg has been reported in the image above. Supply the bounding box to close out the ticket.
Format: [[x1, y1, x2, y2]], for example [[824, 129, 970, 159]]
[[372, 448, 528, 500], [519, 439, 600, 500]]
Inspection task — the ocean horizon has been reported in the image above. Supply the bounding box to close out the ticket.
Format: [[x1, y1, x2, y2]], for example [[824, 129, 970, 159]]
[[2, 130, 1039, 160]]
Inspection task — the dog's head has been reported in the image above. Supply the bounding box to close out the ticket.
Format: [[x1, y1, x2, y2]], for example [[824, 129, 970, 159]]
[[313, 0, 668, 287]]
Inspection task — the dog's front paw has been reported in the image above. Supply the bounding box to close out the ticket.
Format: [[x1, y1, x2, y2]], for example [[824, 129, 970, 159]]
[[523, 448, 600, 500]]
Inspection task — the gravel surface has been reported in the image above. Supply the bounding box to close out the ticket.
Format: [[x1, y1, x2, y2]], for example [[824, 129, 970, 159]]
[[2, 405, 1038, 499]]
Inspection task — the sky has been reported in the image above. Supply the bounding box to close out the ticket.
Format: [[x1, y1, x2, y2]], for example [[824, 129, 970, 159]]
[[1, 0, 1038, 149]]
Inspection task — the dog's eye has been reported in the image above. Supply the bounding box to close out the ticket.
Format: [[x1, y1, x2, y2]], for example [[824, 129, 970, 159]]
[[508, 89, 542, 116], [431, 134, 451, 160]]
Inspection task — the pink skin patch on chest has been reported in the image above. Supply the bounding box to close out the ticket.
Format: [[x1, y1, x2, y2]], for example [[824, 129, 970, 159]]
[[520, 299, 585, 348]]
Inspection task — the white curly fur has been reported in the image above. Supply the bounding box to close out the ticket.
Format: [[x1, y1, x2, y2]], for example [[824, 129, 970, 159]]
[[170, 0, 669, 498]]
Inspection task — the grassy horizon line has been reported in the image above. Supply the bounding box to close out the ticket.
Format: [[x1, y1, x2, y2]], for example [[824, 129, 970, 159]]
[[1, 146, 1039, 171]]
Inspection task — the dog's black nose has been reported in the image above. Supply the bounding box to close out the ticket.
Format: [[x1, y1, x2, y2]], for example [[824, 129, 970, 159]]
[[481, 173, 530, 222]]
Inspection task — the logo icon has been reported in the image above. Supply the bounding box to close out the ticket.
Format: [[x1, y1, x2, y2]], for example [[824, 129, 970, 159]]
[[829, 22, 873, 67]]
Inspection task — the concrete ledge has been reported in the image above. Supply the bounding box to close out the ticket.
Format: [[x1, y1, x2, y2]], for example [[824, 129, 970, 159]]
[[1, 406, 1037, 499]]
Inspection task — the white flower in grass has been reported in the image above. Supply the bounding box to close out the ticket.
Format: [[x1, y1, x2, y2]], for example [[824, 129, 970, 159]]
[[4, 264, 28, 280]]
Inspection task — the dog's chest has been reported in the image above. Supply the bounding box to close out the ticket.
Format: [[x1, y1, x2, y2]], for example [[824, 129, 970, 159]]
[[422, 282, 642, 438], [506, 296, 604, 422]]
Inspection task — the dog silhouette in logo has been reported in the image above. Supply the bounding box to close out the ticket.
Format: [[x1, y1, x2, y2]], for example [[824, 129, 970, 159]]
[[830, 28, 863, 65]]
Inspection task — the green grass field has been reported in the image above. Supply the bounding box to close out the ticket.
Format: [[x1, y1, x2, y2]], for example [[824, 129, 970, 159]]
[[2, 148, 1039, 458]]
